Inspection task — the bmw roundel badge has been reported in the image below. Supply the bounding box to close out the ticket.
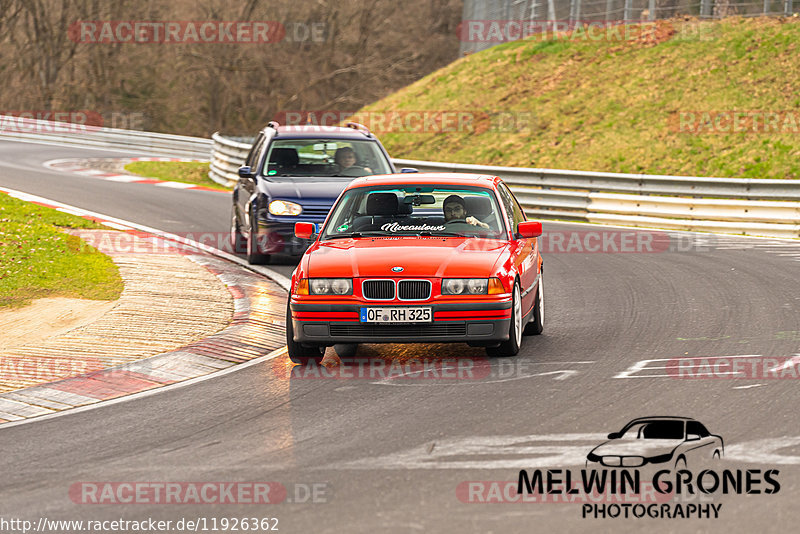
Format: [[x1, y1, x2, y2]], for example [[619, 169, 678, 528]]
[[391, 266, 404, 273]]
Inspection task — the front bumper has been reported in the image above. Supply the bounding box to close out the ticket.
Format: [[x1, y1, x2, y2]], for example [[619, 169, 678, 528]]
[[290, 301, 512, 345], [255, 218, 319, 256]]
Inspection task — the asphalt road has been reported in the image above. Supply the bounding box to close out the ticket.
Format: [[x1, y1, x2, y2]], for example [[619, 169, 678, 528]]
[[1, 139, 800, 533]]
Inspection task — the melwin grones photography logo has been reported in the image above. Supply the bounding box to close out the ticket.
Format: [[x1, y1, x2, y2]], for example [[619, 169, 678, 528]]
[[514, 416, 780, 520]]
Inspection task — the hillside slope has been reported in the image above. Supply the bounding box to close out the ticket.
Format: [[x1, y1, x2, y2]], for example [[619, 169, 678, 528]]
[[363, 17, 800, 179]]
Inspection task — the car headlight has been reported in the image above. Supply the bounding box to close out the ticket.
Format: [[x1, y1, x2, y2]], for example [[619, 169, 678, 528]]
[[442, 278, 490, 295], [647, 452, 674, 464], [586, 452, 601, 463], [269, 200, 302, 216], [309, 278, 353, 295]]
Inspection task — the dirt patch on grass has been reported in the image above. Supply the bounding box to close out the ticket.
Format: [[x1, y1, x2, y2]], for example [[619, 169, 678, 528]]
[[0, 297, 116, 350]]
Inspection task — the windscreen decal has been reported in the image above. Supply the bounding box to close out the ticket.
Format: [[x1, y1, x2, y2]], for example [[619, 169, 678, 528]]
[[381, 222, 446, 232]]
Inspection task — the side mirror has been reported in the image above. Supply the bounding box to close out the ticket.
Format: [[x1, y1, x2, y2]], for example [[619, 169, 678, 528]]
[[400, 167, 418, 173], [607, 432, 621, 440], [518, 221, 542, 238], [295, 222, 316, 240], [686, 433, 701, 441], [238, 165, 253, 178]]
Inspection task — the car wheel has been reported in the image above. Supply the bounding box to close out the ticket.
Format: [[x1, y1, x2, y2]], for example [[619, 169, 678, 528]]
[[486, 281, 522, 358], [334, 344, 358, 359], [523, 273, 544, 336], [230, 204, 246, 254], [247, 205, 270, 265], [286, 302, 325, 365]]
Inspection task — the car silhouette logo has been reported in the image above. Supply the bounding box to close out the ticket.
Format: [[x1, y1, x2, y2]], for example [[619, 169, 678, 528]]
[[586, 416, 724, 470], [391, 266, 404, 272]]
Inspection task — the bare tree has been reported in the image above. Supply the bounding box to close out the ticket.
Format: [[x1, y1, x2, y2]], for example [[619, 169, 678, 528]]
[[0, 0, 462, 135]]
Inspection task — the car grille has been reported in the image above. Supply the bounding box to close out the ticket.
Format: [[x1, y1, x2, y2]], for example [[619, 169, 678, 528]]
[[398, 280, 431, 300], [330, 324, 466, 337], [301, 205, 333, 218], [363, 280, 395, 300]]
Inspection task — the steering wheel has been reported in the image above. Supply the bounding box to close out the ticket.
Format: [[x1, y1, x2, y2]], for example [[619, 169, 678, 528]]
[[338, 166, 370, 177], [446, 220, 492, 236]]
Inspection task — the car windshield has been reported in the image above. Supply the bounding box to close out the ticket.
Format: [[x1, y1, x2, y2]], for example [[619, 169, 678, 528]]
[[263, 139, 392, 179], [620, 420, 685, 440], [321, 185, 508, 240]]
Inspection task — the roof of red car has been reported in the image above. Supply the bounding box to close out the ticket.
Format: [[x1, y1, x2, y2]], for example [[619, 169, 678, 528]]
[[347, 173, 499, 189]]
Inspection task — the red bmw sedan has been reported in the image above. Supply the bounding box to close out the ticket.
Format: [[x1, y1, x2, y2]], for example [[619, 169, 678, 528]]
[[287, 173, 544, 364]]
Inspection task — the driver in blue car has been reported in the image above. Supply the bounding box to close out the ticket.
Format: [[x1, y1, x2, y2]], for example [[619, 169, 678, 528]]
[[334, 146, 372, 174], [443, 194, 490, 229]]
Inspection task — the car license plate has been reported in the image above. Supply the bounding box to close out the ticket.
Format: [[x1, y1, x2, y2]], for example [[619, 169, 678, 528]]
[[360, 307, 432, 323]]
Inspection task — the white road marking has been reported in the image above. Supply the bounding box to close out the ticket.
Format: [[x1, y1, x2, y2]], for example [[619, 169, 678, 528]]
[[100, 221, 133, 231], [372, 369, 580, 387], [327, 433, 604, 470], [732, 384, 764, 390], [768, 354, 800, 372], [155, 181, 194, 189], [614, 355, 762, 379], [726, 437, 800, 465], [56, 207, 88, 217], [326, 433, 800, 470], [370, 361, 592, 387], [104, 175, 142, 182]]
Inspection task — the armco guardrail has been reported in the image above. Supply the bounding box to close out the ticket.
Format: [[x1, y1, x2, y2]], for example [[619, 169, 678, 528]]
[[0, 115, 212, 160], [210, 134, 799, 238], [393, 158, 800, 238], [2, 116, 796, 236], [209, 132, 252, 187], [392, 158, 800, 201]]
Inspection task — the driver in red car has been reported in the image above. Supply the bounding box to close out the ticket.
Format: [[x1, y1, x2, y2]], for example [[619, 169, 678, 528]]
[[443, 194, 490, 229]]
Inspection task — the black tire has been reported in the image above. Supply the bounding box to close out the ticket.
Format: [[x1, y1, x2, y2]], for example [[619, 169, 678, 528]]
[[230, 204, 246, 254], [246, 205, 270, 265], [523, 273, 544, 336], [286, 303, 325, 365], [334, 344, 359, 359], [486, 281, 522, 358]]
